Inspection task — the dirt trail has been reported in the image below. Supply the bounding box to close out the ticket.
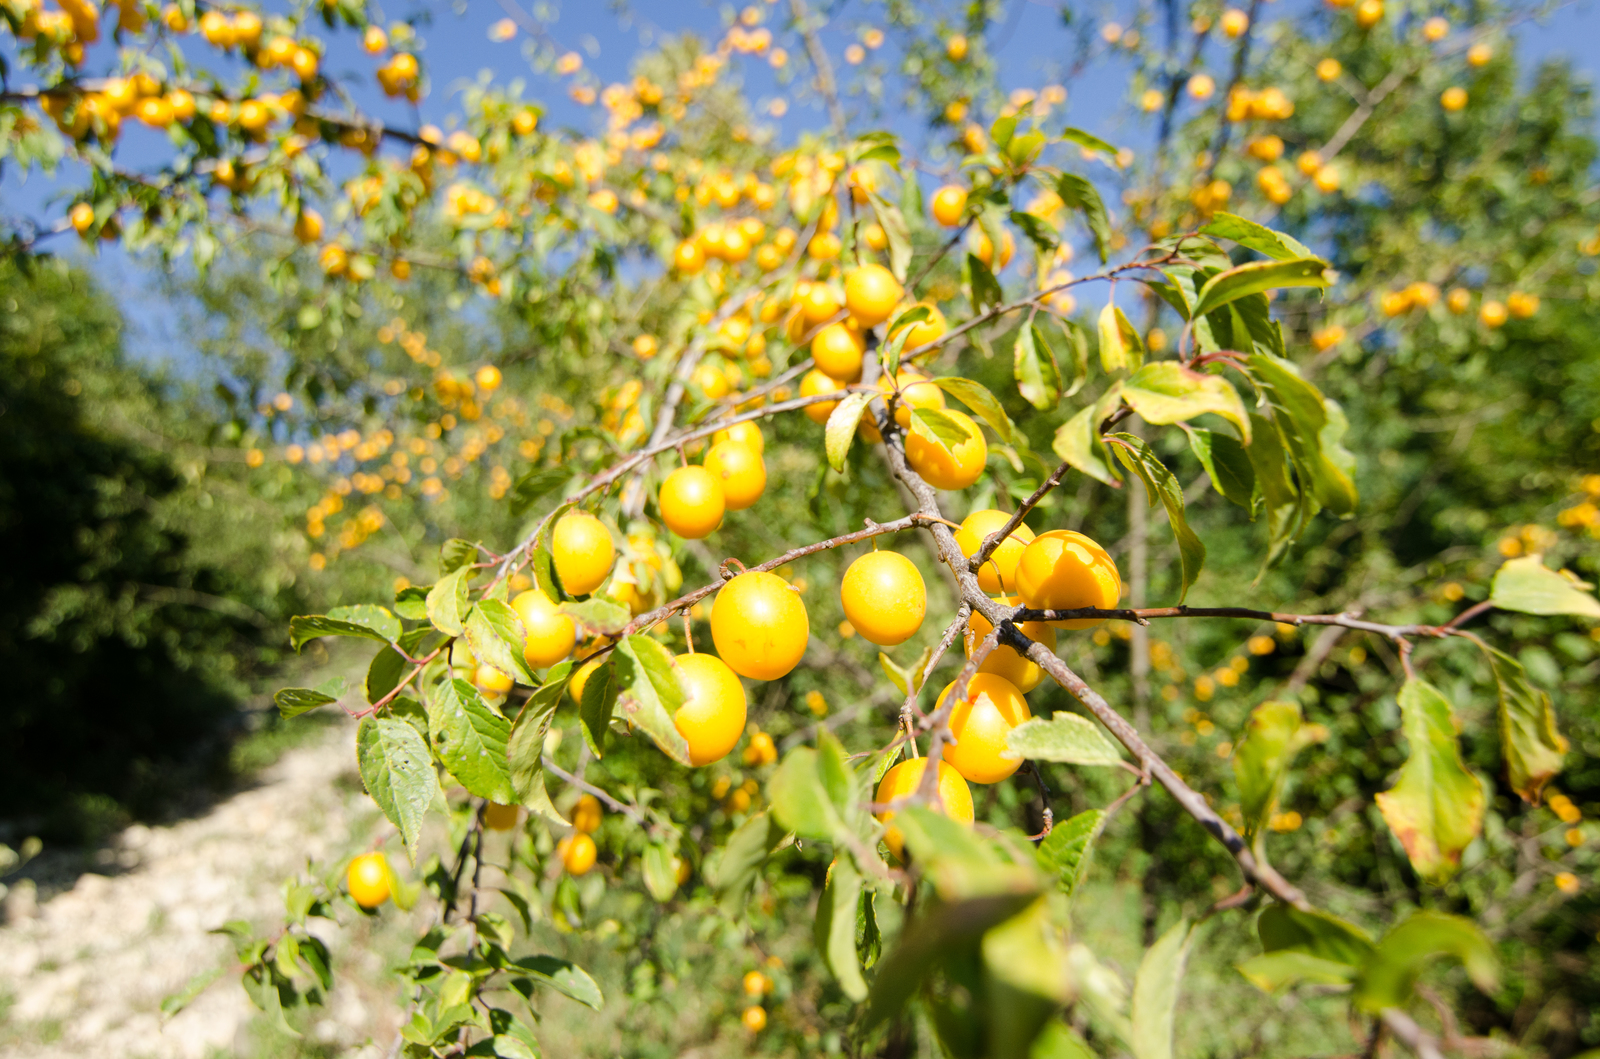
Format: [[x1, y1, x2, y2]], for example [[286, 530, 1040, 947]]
[[0, 720, 405, 1059]]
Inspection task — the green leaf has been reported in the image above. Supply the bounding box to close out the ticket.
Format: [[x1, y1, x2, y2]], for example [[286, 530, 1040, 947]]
[[1051, 395, 1118, 486], [1235, 951, 1357, 994], [769, 747, 843, 841], [866, 189, 912, 282], [357, 716, 441, 862], [1245, 412, 1304, 571], [326, 604, 402, 643], [990, 112, 1018, 152], [826, 391, 874, 471], [963, 252, 1004, 311], [579, 658, 617, 758], [1108, 434, 1205, 603], [642, 843, 681, 902], [1036, 808, 1107, 899], [1374, 680, 1486, 881], [1096, 301, 1143, 374], [509, 466, 574, 518], [1060, 126, 1117, 157], [1185, 428, 1255, 508], [1054, 173, 1110, 262], [1481, 646, 1568, 803], [816, 856, 869, 1000], [1232, 701, 1327, 854], [1230, 292, 1286, 357], [511, 955, 604, 1010], [288, 614, 394, 653], [1489, 554, 1600, 618], [1123, 362, 1251, 442], [426, 679, 516, 804], [507, 680, 565, 825], [1194, 259, 1331, 318], [1257, 903, 1375, 966], [426, 568, 471, 637], [911, 406, 976, 455], [1010, 209, 1060, 256], [394, 584, 430, 621], [933, 376, 1015, 444], [1129, 918, 1196, 1059], [439, 539, 480, 577], [365, 646, 408, 704], [558, 598, 629, 637], [466, 600, 536, 686], [879, 651, 911, 695], [1247, 354, 1357, 517], [160, 967, 224, 1020], [1006, 715, 1123, 766], [613, 634, 692, 765], [983, 897, 1073, 1057], [1198, 212, 1314, 262], [275, 686, 337, 719], [894, 807, 1042, 899], [1013, 323, 1063, 411], [816, 728, 860, 824], [707, 811, 785, 913], [1052, 317, 1091, 399], [1352, 911, 1498, 1014], [1030, 1020, 1099, 1059]]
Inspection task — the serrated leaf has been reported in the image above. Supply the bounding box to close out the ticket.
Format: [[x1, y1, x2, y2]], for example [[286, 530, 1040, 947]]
[[1130, 918, 1196, 1059], [1489, 554, 1600, 618], [509, 466, 574, 518], [1055, 173, 1111, 262], [1051, 316, 1091, 399], [426, 567, 471, 637], [394, 584, 430, 621], [466, 599, 537, 685], [1247, 354, 1357, 517], [1013, 323, 1063, 410], [933, 376, 1015, 443], [1233, 701, 1327, 855], [613, 634, 692, 765], [1194, 258, 1331, 318], [366, 645, 408, 704], [963, 252, 1004, 311], [275, 686, 337, 719], [1036, 809, 1106, 899], [817, 856, 869, 1000], [1108, 434, 1205, 602], [1123, 362, 1251, 442], [1185, 428, 1255, 509], [1352, 911, 1498, 1014], [559, 598, 630, 636], [1481, 646, 1568, 803], [288, 614, 394, 652], [1052, 400, 1117, 486], [511, 955, 604, 1010], [866, 189, 912, 282], [1199, 212, 1314, 262], [326, 604, 402, 643], [1096, 301, 1143, 374], [439, 539, 480, 577], [579, 658, 617, 758], [508, 677, 565, 824], [826, 391, 874, 470], [1374, 680, 1486, 881], [910, 406, 974, 455], [426, 679, 515, 804], [1005, 715, 1122, 766], [357, 716, 441, 862]]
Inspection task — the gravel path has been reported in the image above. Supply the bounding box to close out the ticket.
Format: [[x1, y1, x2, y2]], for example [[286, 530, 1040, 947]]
[[0, 719, 411, 1059]]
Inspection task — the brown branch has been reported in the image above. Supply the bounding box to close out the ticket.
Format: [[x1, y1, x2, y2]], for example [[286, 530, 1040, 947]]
[[541, 755, 647, 826], [969, 458, 1074, 573], [788, 0, 847, 137]]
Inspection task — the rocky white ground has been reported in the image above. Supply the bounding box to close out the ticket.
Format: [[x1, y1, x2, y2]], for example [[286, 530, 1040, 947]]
[[0, 719, 417, 1059]]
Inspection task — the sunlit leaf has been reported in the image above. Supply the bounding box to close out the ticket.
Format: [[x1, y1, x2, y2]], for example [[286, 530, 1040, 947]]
[[1194, 259, 1331, 318], [1108, 433, 1205, 602], [1374, 680, 1486, 881], [1123, 362, 1251, 442], [1489, 554, 1600, 618]]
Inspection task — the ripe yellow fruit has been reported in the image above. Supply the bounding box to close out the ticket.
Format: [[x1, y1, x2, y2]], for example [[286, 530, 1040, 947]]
[[167, 89, 196, 121], [812, 323, 865, 382], [293, 208, 323, 244], [485, 802, 521, 830], [552, 511, 616, 596], [799, 281, 843, 325], [1187, 74, 1216, 101], [954, 509, 1036, 594], [1507, 291, 1539, 318], [1441, 86, 1467, 112], [237, 99, 269, 132], [843, 264, 903, 328], [70, 202, 95, 234], [965, 600, 1057, 693], [889, 302, 948, 352], [475, 365, 502, 392], [1316, 58, 1343, 81], [569, 655, 603, 704], [937, 673, 1032, 784], [674, 240, 706, 273], [712, 420, 764, 454], [801, 369, 845, 424], [860, 369, 945, 442], [362, 24, 388, 53], [711, 571, 809, 680], [558, 832, 597, 875], [742, 1006, 768, 1032], [807, 231, 842, 260], [1355, 0, 1383, 28], [1447, 287, 1472, 314], [840, 550, 926, 646], [743, 970, 770, 996], [1479, 300, 1508, 328], [905, 408, 987, 490], [1014, 530, 1122, 629], [633, 334, 659, 359], [1379, 286, 1409, 316], [571, 793, 603, 833], [319, 244, 348, 275], [875, 758, 973, 860], [931, 184, 967, 227], [1314, 166, 1341, 193], [135, 96, 174, 127], [511, 590, 578, 669], [347, 852, 391, 908], [1422, 15, 1449, 41], [755, 244, 784, 271], [673, 652, 748, 765], [1467, 42, 1492, 67], [971, 227, 1015, 270], [1220, 7, 1249, 37], [946, 34, 969, 61], [705, 440, 767, 510], [476, 663, 514, 694], [863, 223, 888, 252], [660, 465, 726, 539]]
